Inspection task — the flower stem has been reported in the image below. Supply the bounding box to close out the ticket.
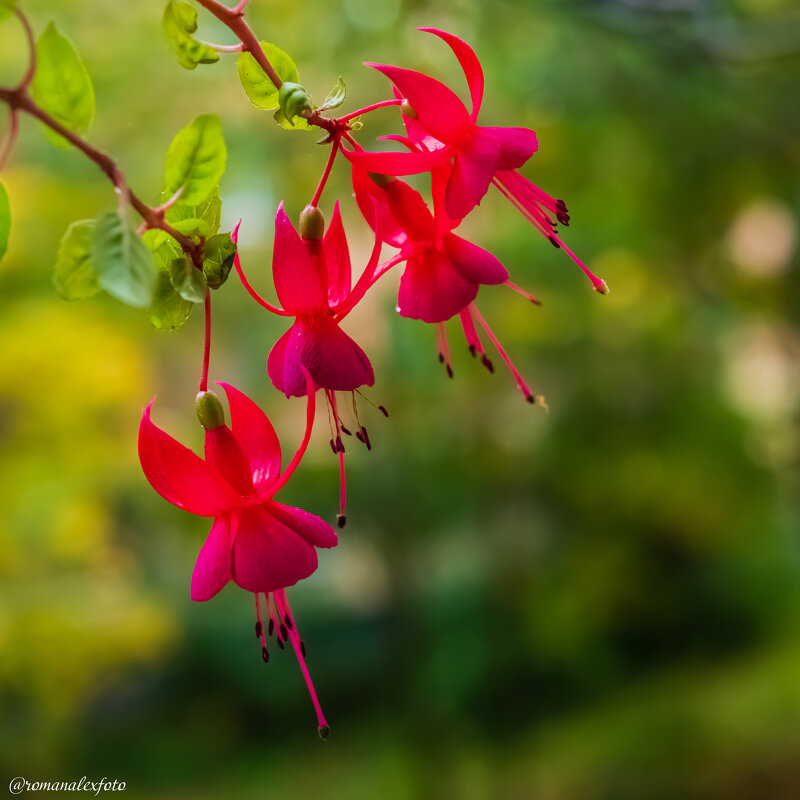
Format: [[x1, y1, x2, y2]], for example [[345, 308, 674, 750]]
[[338, 98, 402, 123], [309, 138, 339, 208], [199, 290, 212, 392]]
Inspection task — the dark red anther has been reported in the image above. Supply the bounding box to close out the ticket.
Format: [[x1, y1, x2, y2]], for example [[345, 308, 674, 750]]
[[556, 199, 568, 211], [340, 424, 352, 436], [261, 645, 269, 663], [360, 426, 371, 451], [268, 618, 275, 637], [336, 435, 345, 453], [446, 365, 454, 379], [329, 438, 338, 454], [526, 394, 536, 404], [481, 354, 494, 373], [300, 640, 307, 657], [284, 614, 293, 631], [548, 235, 560, 249], [255, 621, 262, 639], [280, 623, 288, 640], [378, 405, 389, 418], [557, 211, 570, 226], [355, 430, 365, 443], [438, 352, 445, 364], [337, 513, 346, 528], [468, 345, 477, 357]]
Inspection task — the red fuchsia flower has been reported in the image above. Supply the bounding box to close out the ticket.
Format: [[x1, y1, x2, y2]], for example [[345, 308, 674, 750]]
[[233, 203, 388, 527], [343, 28, 608, 295], [138, 380, 335, 737], [353, 166, 543, 403]]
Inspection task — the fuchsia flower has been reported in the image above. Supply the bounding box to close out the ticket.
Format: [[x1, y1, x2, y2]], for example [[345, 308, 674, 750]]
[[138, 381, 334, 736]]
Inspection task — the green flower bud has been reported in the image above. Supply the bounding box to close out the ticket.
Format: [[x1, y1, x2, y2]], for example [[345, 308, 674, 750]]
[[299, 205, 325, 241], [368, 172, 396, 188], [400, 99, 417, 119], [195, 390, 225, 431], [278, 82, 313, 125]]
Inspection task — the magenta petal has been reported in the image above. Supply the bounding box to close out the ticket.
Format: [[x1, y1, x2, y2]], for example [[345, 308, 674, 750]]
[[267, 324, 309, 398], [343, 145, 449, 176], [190, 515, 234, 601], [445, 131, 501, 219], [272, 202, 327, 315], [419, 28, 484, 120], [398, 251, 479, 323], [232, 507, 318, 593], [300, 316, 375, 392], [445, 234, 509, 285], [352, 168, 408, 248], [367, 63, 470, 143], [269, 501, 338, 548], [323, 201, 351, 307], [138, 401, 239, 517], [484, 126, 539, 170], [216, 382, 282, 490]]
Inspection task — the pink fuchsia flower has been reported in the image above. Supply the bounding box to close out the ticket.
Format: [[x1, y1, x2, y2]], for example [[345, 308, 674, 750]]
[[138, 381, 334, 736]]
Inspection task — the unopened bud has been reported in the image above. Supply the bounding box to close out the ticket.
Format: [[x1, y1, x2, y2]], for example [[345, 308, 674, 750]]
[[278, 82, 313, 124], [299, 205, 325, 241], [367, 172, 396, 188], [400, 99, 417, 119], [195, 391, 225, 431]]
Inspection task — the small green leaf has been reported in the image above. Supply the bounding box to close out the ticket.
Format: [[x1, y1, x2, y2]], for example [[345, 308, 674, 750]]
[[163, 114, 226, 208], [0, 181, 10, 263], [165, 186, 221, 235], [31, 22, 95, 148], [170, 217, 210, 240], [162, 0, 220, 70], [237, 42, 298, 110], [169, 256, 207, 303], [91, 212, 157, 307], [321, 76, 346, 111], [53, 219, 99, 300], [149, 270, 193, 332], [273, 108, 312, 131], [203, 232, 237, 289]]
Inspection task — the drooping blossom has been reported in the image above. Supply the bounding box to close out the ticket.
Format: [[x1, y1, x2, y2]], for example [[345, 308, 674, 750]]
[[343, 27, 608, 294], [138, 380, 334, 737], [233, 204, 388, 527]]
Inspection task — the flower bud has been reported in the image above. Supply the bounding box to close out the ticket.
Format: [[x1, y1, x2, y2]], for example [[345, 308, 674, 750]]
[[278, 82, 313, 124], [299, 205, 325, 241], [400, 99, 417, 119], [195, 391, 226, 431], [367, 172, 396, 188]]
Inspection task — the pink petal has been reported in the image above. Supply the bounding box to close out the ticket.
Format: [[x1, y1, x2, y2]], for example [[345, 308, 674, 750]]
[[419, 28, 484, 120], [444, 234, 509, 285], [482, 126, 539, 170], [267, 324, 310, 398], [232, 506, 318, 593], [352, 168, 407, 248], [300, 316, 375, 392], [385, 180, 437, 241], [323, 201, 351, 307], [445, 130, 501, 219], [398, 250, 479, 323], [367, 63, 470, 143], [190, 515, 234, 601], [216, 382, 282, 490], [342, 145, 450, 176], [204, 426, 255, 496], [272, 202, 327, 315], [138, 400, 239, 517], [269, 501, 338, 548]]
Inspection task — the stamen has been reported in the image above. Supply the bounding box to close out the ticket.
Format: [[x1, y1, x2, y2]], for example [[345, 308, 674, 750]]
[[261, 645, 270, 663], [504, 281, 541, 306], [459, 308, 484, 357], [360, 426, 372, 451], [340, 424, 352, 436], [436, 322, 453, 378], [469, 304, 535, 403], [284, 614, 294, 631], [255, 621, 262, 638], [550, 234, 609, 294]]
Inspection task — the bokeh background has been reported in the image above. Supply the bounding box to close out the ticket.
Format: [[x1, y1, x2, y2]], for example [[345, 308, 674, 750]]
[[1, 0, 799, 797]]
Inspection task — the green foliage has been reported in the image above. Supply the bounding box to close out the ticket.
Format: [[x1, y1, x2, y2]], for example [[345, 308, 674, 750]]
[[30, 22, 95, 148], [202, 232, 237, 289], [162, 0, 220, 70], [165, 186, 221, 235], [52, 219, 99, 300], [149, 269, 193, 331], [162, 114, 226, 208], [237, 42, 299, 110], [321, 76, 346, 111], [168, 255, 206, 303], [91, 212, 156, 307], [273, 108, 312, 130], [0, 181, 9, 263]]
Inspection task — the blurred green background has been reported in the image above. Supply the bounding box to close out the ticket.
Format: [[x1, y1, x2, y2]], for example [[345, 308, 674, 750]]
[[1, 0, 799, 797]]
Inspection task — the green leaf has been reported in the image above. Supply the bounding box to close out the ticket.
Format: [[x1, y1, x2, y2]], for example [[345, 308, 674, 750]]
[[53, 219, 99, 300], [237, 42, 298, 110], [321, 76, 346, 111], [169, 256, 207, 303], [273, 108, 312, 131], [31, 22, 95, 148], [165, 186, 221, 235], [203, 232, 237, 289], [149, 270, 193, 332], [163, 114, 226, 208], [91, 212, 157, 307], [162, 0, 220, 70], [0, 181, 10, 264], [170, 217, 210, 240]]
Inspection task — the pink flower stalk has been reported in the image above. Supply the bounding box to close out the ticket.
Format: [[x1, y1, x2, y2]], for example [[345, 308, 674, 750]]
[[138, 381, 334, 736]]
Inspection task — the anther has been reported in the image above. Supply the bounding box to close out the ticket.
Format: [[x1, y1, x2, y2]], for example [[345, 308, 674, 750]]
[[280, 623, 288, 640], [340, 424, 352, 436], [438, 352, 445, 364], [378, 405, 389, 418], [526, 394, 536, 404], [268, 619, 275, 637], [355, 430, 365, 443], [446, 365, 454, 379], [548, 235, 560, 249], [557, 211, 570, 226], [329, 438, 338, 454], [481, 354, 495, 374], [468, 345, 477, 357], [337, 513, 347, 528], [261, 645, 270, 663], [556, 199, 568, 212], [284, 614, 293, 631], [255, 621, 262, 639], [318, 725, 330, 741], [336, 435, 345, 453], [300, 640, 307, 657], [360, 426, 371, 451]]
